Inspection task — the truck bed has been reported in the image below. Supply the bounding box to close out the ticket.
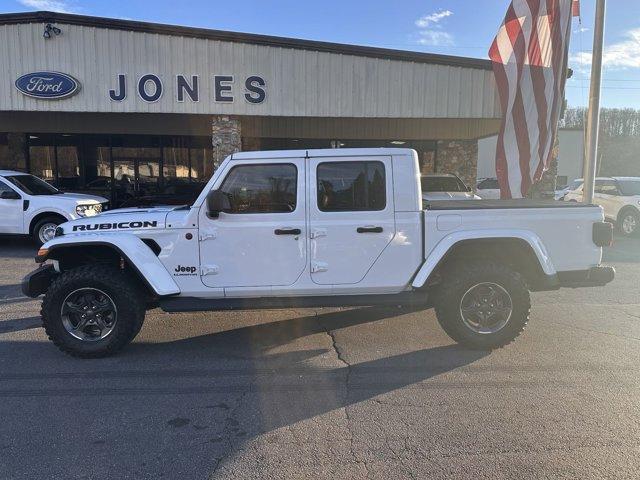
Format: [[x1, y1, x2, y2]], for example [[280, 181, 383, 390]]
[[425, 199, 597, 210]]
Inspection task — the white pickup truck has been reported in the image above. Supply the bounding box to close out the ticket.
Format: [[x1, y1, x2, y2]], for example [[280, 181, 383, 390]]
[[0, 170, 108, 244], [22, 148, 615, 358]]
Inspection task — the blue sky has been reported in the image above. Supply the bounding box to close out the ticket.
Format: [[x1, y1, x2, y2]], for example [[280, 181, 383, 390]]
[[3, 0, 640, 109]]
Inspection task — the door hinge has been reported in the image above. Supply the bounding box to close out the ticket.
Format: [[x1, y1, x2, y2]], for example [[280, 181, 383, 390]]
[[310, 228, 327, 239], [311, 261, 329, 273], [201, 265, 219, 276], [199, 230, 217, 241]]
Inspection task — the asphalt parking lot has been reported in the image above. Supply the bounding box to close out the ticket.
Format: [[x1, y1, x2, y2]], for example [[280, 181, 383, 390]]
[[0, 235, 639, 479]]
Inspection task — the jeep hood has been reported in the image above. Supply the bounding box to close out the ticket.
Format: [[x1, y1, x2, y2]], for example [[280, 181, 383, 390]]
[[58, 206, 183, 234]]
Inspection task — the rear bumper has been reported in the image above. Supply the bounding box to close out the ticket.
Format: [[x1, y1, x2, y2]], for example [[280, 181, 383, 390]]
[[21, 264, 57, 298], [557, 266, 616, 288]]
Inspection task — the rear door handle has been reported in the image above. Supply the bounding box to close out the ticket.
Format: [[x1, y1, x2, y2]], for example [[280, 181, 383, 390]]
[[357, 226, 383, 233], [275, 228, 301, 235]]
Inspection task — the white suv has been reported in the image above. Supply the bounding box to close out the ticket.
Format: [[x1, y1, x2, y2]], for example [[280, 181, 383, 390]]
[[564, 177, 640, 236], [0, 170, 108, 244]]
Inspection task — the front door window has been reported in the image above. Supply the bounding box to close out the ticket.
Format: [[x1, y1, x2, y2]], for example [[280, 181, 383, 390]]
[[198, 160, 306, 289]]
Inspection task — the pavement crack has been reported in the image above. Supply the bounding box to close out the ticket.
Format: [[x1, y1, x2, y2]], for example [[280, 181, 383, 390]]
[[327, 328, 350, 368], [209, 390, 248, 479], [317, 311, 369, 477]]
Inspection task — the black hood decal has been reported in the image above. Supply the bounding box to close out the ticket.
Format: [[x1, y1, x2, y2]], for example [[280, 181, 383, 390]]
[[72, 221, 158, 232]]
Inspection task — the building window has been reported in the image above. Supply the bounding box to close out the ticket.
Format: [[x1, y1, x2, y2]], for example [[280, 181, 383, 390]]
[[0, 134, 10, 171], [28, 146, 56, 181], [56, 146, 80, 190], [317, 161, 386, 212], [220, 164, 297, 214], [189, 136, 215, 184]]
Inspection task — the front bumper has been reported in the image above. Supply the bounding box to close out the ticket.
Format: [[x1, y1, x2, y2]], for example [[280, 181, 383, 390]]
[[21, 264, 57, 298], [557, 266, 616, 288]]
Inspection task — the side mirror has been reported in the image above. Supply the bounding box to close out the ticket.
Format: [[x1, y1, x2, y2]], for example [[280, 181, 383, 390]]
[[0, 190, 20, 200], [206, 189, 230, 218]]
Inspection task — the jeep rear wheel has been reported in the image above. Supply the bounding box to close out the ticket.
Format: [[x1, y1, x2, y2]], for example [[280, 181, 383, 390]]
[[41, 265, 145, 358], [434, 261, 531, 350]]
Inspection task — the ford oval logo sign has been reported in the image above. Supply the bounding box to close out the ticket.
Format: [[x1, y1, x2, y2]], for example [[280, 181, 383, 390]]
[[15, 71, 80, 99]]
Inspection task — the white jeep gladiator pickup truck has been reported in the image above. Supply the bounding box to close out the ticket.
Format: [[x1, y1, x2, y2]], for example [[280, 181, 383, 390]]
[[22, 148, 615, 358]]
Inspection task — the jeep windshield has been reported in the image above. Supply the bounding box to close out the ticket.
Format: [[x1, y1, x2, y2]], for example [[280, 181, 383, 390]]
[[618, 180, 640, 196], [5, 174, 62, 195]]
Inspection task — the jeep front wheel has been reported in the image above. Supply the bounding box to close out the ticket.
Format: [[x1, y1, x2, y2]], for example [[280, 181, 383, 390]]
[[434, 261, 531, 350], [41, 265, 145, 358]]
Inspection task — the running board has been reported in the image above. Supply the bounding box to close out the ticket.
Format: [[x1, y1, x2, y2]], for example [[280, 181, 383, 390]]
[[159, 292, 429, 313]]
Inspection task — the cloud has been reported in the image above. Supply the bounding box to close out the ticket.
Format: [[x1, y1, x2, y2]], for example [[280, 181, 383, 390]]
[[415, 10, 453, 28], [18, 0, 76, 13], [571, 28, 640, 70], [414, 10, 454, 47]]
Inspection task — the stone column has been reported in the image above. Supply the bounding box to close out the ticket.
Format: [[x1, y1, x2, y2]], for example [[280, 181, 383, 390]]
[[6, 133, 27, 171], [211, 116, 242, 170], [435, 140, 479, 191]]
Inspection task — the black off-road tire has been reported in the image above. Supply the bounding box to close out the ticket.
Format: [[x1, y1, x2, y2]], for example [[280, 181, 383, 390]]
[[41, 265, 146, 358], [434, 261, 531, 350]]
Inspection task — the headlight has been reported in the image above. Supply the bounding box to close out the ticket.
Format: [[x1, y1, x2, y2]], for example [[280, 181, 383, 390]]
[[76, 204, 102, 217]]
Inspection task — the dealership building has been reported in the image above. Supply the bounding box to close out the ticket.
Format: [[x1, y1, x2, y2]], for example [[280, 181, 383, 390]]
[[0, 11, 501, 207]]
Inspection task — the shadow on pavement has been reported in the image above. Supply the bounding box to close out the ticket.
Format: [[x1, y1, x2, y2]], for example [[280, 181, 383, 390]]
[[0, 307, 487, 478], [0, 236, 37, 259], [0, 284, 30, 301], [0, 316, 41, 334]]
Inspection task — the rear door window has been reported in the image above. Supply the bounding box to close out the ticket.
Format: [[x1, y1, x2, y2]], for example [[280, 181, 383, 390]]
[[316, 161, 386, 212]]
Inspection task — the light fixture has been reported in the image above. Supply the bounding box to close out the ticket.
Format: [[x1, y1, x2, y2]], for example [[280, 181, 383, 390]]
[[43, 23, 62, 39], [391, 141, 406, 145]]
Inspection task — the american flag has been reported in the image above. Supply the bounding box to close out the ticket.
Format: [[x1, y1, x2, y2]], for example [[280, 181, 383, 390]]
[[489, 0, 580, 199]]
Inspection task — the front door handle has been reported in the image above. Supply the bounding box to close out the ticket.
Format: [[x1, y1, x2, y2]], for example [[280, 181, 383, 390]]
[[357, 226, 383, 233], [275, 228, 301, 236]]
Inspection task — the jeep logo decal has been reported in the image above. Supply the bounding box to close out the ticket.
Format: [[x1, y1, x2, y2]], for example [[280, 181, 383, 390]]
[[174, 265, 197, 276], [72, 221, 158, 232]]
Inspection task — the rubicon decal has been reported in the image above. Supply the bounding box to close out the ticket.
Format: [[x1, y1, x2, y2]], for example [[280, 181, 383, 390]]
[[72, 221, 158, 231]]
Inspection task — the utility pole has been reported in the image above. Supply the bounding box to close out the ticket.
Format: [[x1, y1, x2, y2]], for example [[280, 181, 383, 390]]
[[583, 0, 606, 204]]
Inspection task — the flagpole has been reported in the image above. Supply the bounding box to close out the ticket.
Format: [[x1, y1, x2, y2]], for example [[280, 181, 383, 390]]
[[583, 0, 606, 204]]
